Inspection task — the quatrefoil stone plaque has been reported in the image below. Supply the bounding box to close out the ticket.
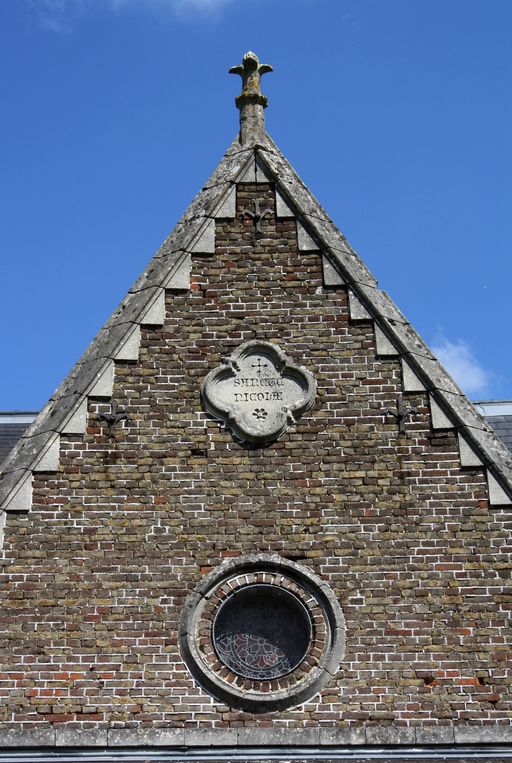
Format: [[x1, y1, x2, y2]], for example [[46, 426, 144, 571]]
[[202, 341, 316, 444]]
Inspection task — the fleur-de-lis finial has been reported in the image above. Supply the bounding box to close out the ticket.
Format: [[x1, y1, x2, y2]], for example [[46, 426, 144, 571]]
[[229, 51, 273, 109], [229, 51, 273, 145]]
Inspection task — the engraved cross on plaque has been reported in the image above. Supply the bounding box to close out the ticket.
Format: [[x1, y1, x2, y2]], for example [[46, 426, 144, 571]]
[[252, 358, 268, 374]]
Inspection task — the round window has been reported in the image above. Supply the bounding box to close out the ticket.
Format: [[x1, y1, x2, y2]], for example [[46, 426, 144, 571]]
[[179, 554, 345, 712], [213, 584, 312, 680]]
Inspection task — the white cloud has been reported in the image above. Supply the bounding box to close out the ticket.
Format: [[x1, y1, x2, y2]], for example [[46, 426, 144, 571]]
[[110, 0, 234, 13], [25, 0, 85, 32], [25, 0, 234, 31], [113, 0, 233, 10], [431, 337, 491, 397]]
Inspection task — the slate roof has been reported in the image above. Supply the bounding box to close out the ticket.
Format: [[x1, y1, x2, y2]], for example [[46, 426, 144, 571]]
[[474, 401, 512, 453], [0, 413, 37, 466], [1, 129, 512, 511]]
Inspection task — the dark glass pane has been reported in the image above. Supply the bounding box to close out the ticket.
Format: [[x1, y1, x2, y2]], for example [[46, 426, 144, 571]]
[[213, 585, 311, 680]]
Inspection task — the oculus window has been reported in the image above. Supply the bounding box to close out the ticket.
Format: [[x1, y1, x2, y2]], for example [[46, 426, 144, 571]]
[[179, 554, 345, 712]]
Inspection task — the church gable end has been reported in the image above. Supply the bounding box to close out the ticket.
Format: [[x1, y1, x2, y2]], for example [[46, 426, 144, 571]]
[[0, 52, 511, 760]]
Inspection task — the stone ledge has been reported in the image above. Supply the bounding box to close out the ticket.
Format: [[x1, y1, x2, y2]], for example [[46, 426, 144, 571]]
[[184, 728, 237, 746], [1, 724, 512, 748], [108, 728, 185, 746], [56, 727, 108, 747], [454, 724, 512, 744], [319, 727, 366, 746], [365, 726, 416, 746], [0, 728, 56, 747], [237, 728, 320, 746], [415, 726, 455, 745]]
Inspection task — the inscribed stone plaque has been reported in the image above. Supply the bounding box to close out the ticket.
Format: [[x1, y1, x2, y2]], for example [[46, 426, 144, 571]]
[[202, 340, 316, 444]]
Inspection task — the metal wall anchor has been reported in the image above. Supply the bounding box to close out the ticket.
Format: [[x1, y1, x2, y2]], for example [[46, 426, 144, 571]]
[[241, 198, 273, 233], [384, 396, 420, 435], [98, 402, 130, 438]]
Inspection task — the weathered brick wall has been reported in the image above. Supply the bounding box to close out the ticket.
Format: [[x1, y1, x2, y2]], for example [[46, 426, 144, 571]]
[[0, 182, 510, 731]]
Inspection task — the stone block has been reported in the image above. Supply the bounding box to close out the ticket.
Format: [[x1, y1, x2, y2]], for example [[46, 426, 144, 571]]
[[458, 433, 483, 467], [189, 219, 215, 255], [184, 728, 237, 746], [237, 727, 320, 746], [429, 394, 454, 430], [348, 290, 372, 320], [415, 726, 455, 744], [454, 724, 512, 744], [33, 433, 60, 473], [487, 470, 512, 506], [410, 354, 461, 395], [61, 398, 88, 435], [2, 470, 32, 512], [276, 190, 294, 218], [88, 361, 114, 398], [203, 139, 253, 187], [319, 726, 365, 746], [56, 727, 108, 747], [2, 431, 57, 476], [365, 726, 416, 745], [162, 253, 191, 290], [237, 156, 273, 183], [380, 317, 435, 359], [108, 727, 185, 746], [0, 728, 55, 747], [140, 289, 166, 326], [322, 254, 345, 286], [374, 324, 399, 356], [357, 284, 408, 323], [114, 325, 141, 362], [297, 221, 318, 251], [214, 185, 237, 218], [401, 358, 426, 392]]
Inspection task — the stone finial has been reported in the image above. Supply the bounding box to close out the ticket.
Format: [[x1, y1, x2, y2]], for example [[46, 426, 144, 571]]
[[229, 51, 273, 107], [229, 51, 273, 145]]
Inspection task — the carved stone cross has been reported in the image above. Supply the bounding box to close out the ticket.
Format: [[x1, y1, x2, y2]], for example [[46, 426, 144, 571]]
[[252, 358, 268, 374]]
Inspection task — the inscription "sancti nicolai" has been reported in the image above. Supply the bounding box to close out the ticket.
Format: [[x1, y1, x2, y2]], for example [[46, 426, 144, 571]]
[[201, 340, 316, 444]]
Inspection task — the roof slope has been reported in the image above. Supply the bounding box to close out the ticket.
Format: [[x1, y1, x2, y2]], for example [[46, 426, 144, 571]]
[[0, 413, 37, 466], [1, 129, 511, 514], [488, 417, 512, 452], [475, 401, 512, 452]]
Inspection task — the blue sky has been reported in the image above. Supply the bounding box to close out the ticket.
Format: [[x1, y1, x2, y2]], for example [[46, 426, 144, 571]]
[[1, 0, 511, 409]]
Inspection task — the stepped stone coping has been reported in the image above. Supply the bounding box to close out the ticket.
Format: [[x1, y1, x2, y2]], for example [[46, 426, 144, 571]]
[[429, 394, 455, 430], [374, 323, 399, 357], [1, 131, 511, 513], [348, 290, 372, 320], [322, 253, 346, 286]]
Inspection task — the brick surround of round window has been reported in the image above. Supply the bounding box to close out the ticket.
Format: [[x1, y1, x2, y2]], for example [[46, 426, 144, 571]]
[[179, 554, 346, 712]]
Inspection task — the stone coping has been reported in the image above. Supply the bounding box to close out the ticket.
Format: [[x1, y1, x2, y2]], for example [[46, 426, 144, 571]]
[[1, 724, 512, 749]]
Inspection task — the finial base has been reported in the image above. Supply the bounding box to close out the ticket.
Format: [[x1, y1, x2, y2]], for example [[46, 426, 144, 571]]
[[238, 102, 266, 146], [235, 92, 269, 110]]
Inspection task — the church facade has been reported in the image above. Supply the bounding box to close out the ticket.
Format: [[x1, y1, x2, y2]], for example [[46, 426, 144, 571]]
[[1, 53, 511, 761]]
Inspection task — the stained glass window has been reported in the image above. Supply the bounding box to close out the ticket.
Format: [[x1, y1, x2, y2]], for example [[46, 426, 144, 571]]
[[213, 584, 312, 680]]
